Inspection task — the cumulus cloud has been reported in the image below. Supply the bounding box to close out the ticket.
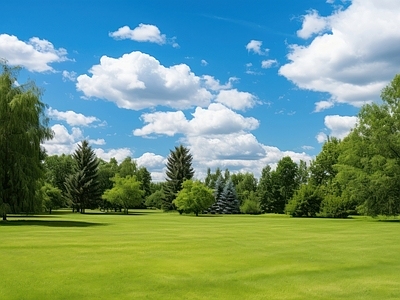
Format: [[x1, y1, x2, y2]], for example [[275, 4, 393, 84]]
[[202, 75, 238, 91], [89, 139, 106, 145], [324, 115, 358, 139], [136, 152, 166, 181], [316, 115, 358, 143], [94, 147, 133, 163], [42, 124, 83, 155], [297, 9, 330, 39], [314, 100, 335, 112], [0, 34, 68, 72], [246, 40, 269, 55], [76, 51, 212, 110], [215, 89, 258, 110], [47, 108, 100, 127], [316, 132, 328, 143], [133, 103, 311, 178], [109, 24, 166, 44], [201, 59, 208, 66], [133, 103, 259, 137], [279, 0, 400, 108]]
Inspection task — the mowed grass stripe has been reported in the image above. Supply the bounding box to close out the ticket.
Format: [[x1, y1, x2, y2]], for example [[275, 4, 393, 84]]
[[1, 211, 400, 299]]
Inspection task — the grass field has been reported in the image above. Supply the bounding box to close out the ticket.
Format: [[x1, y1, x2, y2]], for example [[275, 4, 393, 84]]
[[1, 211, 400, 300]]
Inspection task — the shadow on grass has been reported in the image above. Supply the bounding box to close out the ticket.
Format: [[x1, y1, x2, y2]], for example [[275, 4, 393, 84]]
[[82, 211, 149, 216], [377, 219, 400, 222], [0, 220, 108, 227]]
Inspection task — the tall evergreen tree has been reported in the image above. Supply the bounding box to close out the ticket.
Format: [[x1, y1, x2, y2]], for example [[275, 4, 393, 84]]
[[64, 140, 101, 213], [0, 64, 53, 221], [220, 178, 240, 214], [162, 145, 194, 211], [206, 174, 225, 214]]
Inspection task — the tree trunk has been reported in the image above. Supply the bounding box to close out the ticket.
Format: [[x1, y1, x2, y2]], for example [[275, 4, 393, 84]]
[[2, 213, 6, 221]]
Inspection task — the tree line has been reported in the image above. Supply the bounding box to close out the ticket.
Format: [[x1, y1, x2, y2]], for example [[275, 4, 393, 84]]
[[2, 62, 400, 220]]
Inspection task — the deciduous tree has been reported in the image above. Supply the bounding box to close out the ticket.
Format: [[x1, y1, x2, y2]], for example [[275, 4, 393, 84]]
[[0, 64, 53, 221], [173, 180, 214, 216]]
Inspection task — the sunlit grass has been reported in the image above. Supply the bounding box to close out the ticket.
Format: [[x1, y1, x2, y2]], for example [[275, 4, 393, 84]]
[[1, 211, 400, 299]]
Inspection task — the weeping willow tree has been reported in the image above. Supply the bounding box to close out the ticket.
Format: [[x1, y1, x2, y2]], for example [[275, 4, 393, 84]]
[[0, 63, 53, 221]]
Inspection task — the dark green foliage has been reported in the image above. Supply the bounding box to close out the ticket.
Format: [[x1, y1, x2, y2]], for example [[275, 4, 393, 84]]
[[64, 140, 101, 213], [0, 64, 53, 220], [44, 154, 75, 196], [162, 145, 194, 211], [240, 191, 261, 214], [318, 194, 351, 218], [285, 184, 323, 217], [231, 172, 258, 205], [259, 157, 299, 214], [136, 167, 152, 198], [145, 190, 164, 209], [41, 182, 64, 214], [309, 137, 341, 186]]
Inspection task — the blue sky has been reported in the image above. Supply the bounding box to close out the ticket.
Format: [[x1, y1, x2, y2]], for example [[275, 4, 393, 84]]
[[1, 0, 399, 180]]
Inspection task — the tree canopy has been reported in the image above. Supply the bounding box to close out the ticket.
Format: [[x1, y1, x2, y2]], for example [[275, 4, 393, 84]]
[[0, 64, 53, 220]]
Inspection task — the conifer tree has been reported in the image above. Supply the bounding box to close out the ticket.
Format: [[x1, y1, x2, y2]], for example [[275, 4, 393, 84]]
[[220, 179, 240, 214], [162, 145, 194, 210], [64, 140, 101, 213], [206, 175, 225, 214]]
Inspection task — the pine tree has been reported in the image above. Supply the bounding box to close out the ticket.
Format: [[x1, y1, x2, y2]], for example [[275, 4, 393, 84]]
[[162, 145, 194, 211], [64, 140, 101, 213]]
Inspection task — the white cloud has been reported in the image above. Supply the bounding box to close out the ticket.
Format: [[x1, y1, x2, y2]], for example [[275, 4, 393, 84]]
[[47, 108, 100, 127], [133, 103, 259, 137], [246, 40, 269, 55], [202, 75, 238, 91], [314, 100, 334, 112], [316, 132, 328, 143], [0, 34, 68, 72], [134, 111, 187, 137], [133, 104, 311, 178], [137, 152, 166, 168], [324, 115, 358, 139], [201, 59, 208, 66], [62, 70, 77, 82], [42, 124, 83, 155], [76, 51, 212, 110], [279, 0, 400, 108], [89, 139, 106, 145], [109, 24, 166, 44], [261, 59, 278, 69], [94, 147, 133, 163], [215, 89, 258, 110], [297, 10, 330, 39], [315, 115, 357, 143]]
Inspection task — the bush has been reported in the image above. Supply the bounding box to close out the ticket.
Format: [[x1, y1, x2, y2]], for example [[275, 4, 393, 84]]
[[240, 192, 261, 214], [318, 194, 351, 218], [285, 184, 322, 217]]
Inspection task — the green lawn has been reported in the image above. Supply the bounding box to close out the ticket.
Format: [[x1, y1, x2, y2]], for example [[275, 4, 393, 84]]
[[1, 211, 400, 299]]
